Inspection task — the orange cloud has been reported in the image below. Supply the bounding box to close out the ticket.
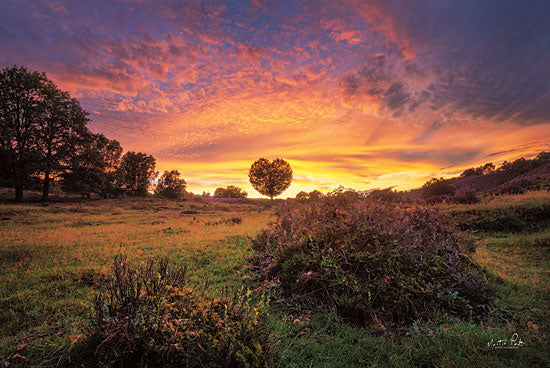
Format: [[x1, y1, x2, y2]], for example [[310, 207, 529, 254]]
[[2, 0, 548, 198]]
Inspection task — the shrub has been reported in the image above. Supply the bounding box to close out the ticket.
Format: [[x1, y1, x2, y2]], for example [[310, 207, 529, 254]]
[[421, 177, 455, 199], [294, 190, 324, 203], [452, 190, 480, 204], [425, 194, 452, 204], [460, 163, 495, 177], [251, 197, 492, 327], [367, 187, 408, 203], [214, 185, 248, 198], [74, 255, 270, 367]]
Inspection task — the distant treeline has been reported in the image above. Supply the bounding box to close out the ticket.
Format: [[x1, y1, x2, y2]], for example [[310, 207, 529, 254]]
[[460, 152, 550, 178], [292, 151, 550, 205]]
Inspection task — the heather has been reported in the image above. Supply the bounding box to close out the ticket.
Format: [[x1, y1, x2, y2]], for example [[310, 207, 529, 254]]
[[251, 195, 493, 326], [73, 255, 270, 367]]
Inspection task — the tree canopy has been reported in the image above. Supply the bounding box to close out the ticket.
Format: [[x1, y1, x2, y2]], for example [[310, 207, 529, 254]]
[[0, 65, 168, 201], [421, 177, 455, 199], [155, 170, 186, 199], [214, 185, 248, 198], [0, 66, 50, 201], [248, 158, 292, 199], [119, 151, 158, 196], [0, 65, 91, 201]]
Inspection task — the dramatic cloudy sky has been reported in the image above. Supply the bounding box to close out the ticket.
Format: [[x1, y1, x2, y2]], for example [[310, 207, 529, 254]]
[[1, 0, 549, 196]]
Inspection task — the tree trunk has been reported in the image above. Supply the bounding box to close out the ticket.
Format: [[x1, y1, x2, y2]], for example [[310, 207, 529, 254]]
[[41, 171, 50, 202], [15, 186, 23, 202]]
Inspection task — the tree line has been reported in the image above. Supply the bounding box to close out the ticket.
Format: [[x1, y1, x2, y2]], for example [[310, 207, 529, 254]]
[[0, 66, 165, 201], [1, 66, 294, 202]]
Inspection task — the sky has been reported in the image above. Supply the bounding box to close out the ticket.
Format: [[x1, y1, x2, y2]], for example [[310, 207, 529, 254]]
[[1, 0, 549, 197]]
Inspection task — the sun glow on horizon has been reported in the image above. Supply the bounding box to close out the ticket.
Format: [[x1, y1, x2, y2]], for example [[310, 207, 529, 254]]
[[1, 0, 548, 197]]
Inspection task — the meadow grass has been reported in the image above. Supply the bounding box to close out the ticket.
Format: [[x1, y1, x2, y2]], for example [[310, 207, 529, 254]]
[[0, 197, 273, 364], [0, 192, 549, 366]]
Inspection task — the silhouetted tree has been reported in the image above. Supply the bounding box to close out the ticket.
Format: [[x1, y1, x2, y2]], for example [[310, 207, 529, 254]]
[[421, 177, 455, 199], [119, 151, 158, 196], [460, 162, 495, 177], [248, 158, 292, 199], [0, 66, 49, 201], [155, 170, 186, 199], [214, 185, 248, 198], [0, 66, 93, 201], [37, 87, 89, 201], [295, 191, 309, 201], [295, 189, 323, 202], [368, 187, 405, 203], [499, 158, 532, 175], [95, 136, 123, 199], [61, 133, 120, 199], [534, 151, 550, 166]]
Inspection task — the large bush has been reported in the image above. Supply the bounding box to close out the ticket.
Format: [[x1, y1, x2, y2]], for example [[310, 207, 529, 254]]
[[75, 255, 270, 367], [251, 197, 492, 327], [421, 177, 455, 199], [214, 185, 248, 198]]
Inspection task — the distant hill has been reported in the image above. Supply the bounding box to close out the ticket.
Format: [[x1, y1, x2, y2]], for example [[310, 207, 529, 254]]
[[408, 152, 550, 200], [453, 152, 550, 195]]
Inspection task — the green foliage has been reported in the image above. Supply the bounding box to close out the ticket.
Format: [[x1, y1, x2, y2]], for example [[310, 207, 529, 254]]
[[449, 202, 550, 233], [155, 170, 187, 199], [421, 177, 455, 200], [214, 185, 248, 198], [119, 151, 158, 197], [249, 158, 292, 199], [252, 196, 492, 327], [74, 255, 270, 367]]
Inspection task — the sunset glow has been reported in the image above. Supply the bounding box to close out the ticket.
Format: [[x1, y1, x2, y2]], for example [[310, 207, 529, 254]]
[[2, 0, 549, 197]]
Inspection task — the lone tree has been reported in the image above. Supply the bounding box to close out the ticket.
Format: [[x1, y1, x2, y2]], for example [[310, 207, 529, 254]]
[[248, 158, 292, 199], [155, 170, 186, 199]]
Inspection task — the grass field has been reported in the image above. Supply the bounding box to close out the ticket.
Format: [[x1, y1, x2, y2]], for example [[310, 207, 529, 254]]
[[1, 193, 549, 367]]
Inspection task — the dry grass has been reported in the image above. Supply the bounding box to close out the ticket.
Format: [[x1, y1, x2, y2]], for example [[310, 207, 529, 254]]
[[0, 197, 274, 363]]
